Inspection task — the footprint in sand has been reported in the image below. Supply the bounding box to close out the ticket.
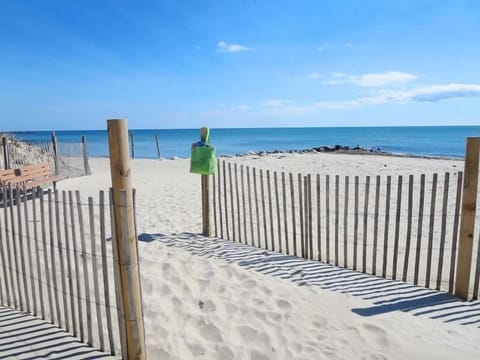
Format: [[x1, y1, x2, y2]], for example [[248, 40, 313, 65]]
[[198, 299, 216, 313], [199, 322, 223, 342], [276, 299, 292, 310], [187, 342, 206, 357], [235, 325, 258, 342], [250, 349, 270, 360], [361, 323, 392, 348], [312, 315, 328, 329]]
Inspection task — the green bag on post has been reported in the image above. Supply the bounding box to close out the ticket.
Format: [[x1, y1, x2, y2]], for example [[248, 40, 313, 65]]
[[190, 128, 216, 175]]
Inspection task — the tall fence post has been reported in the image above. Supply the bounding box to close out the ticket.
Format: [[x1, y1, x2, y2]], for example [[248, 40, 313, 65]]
[[107, 119, 146, 359], [51, 131, 59, 175], [2, 137, 9, 169], [200, 127, 211, 236], [81, 135, 91, 175], [455, 137, 480, 300]]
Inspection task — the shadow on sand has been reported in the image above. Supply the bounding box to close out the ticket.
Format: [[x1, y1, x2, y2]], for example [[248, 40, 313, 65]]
[[139, 232, 480, 328], [0, 307, 115, 360]]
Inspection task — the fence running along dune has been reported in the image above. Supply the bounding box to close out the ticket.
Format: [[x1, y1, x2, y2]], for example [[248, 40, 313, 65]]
[[211, 158, 480, 299], [1, 135, 91, 179], [0, 184, 137, 357]]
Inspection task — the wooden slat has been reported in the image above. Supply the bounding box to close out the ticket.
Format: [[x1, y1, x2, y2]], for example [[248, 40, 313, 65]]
[[228, 163, 236, 242], [241, 165, 247, 245], [16, 188, 30, 313], [99, 191, 116, 354], [217, 159, 223, 239], [9, 186, 23, 309], [309, 175, 313, 258], [31, 188, 45, 319], [69, 191, 83, 341], [253, 168, 261, 248], [401, 175, 414, 282], [298, 173, 304, 258], [303, 175, 309, 258], [274, 172, 282, 253], [23, 185, 36, 315], [353, 176, 359, 270], [247, 167, 254, 246], [223, 161, 229, 240], [282, 172, 289, 255], [290, 173, 297, 256], [343, 176, 349, 268], [4, 184, 17, 309], [48, 189, 62, 325], [109, 189, 127, 358], [55, 190, 68, 330], [235, 164, 242, 243], [449, 172, 462, 293], [392, 175, 403, 280], [88, 197, 105, 350], [76, 190, 93, 346], [362, 176, 370, 273], [0, 186, 12, 306], [382, 176, 391, 278], [62, 191, 75, 337], [228, 163, 237, 241], [41, 188, 55, 323], [212, 165, 217, 237], [413, 175, 426, 285], [335, 175, 339, 266], [267, 170, 275, 251], [372, 176, 380, 275], [436, 172, 450, 291], [325, 175, 330, 263], [303, 175, 308, 258], [425, 173, 438, 288], [317, 174, 321, 261], [260, 170, 268, 249]]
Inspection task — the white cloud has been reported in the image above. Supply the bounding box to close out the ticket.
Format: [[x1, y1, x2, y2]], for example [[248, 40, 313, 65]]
[[324, 71, 417, 87], [262, 99, 293, 108], [313, 83, 480, 109], [307, 73, 322, 79], [397, 83, 480, 102], [217, 41, 251, 53]]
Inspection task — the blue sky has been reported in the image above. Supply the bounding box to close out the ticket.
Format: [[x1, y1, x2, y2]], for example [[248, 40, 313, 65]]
[[1, 0, 479, 130]]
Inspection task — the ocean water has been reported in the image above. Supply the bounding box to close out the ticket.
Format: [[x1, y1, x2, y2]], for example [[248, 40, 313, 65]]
[[9, 126, 480, 159]]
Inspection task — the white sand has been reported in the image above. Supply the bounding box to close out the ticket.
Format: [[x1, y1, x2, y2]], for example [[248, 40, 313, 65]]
[[56, 153, 480, 359]]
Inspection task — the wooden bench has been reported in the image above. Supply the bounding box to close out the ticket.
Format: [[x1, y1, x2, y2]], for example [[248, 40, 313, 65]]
[[0, 163, 63, 191]]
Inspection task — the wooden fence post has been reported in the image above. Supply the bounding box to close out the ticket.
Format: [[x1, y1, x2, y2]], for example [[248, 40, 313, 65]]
[[107, 119, 146, 359], [51, 131, 59, 175], [81, 135, 91, 175], [154, 133, 161, 159], [200, 127, 211, 236], [455, 137, 480, 300], [2, 137, 9, 169]]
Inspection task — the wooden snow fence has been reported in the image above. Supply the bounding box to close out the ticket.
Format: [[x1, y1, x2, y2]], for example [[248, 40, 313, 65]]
[[207, 138, 480, 300], [0, 184, 137, 357]]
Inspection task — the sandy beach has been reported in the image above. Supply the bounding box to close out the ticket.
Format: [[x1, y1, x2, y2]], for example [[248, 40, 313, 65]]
[[53, 153, 479, 359]]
